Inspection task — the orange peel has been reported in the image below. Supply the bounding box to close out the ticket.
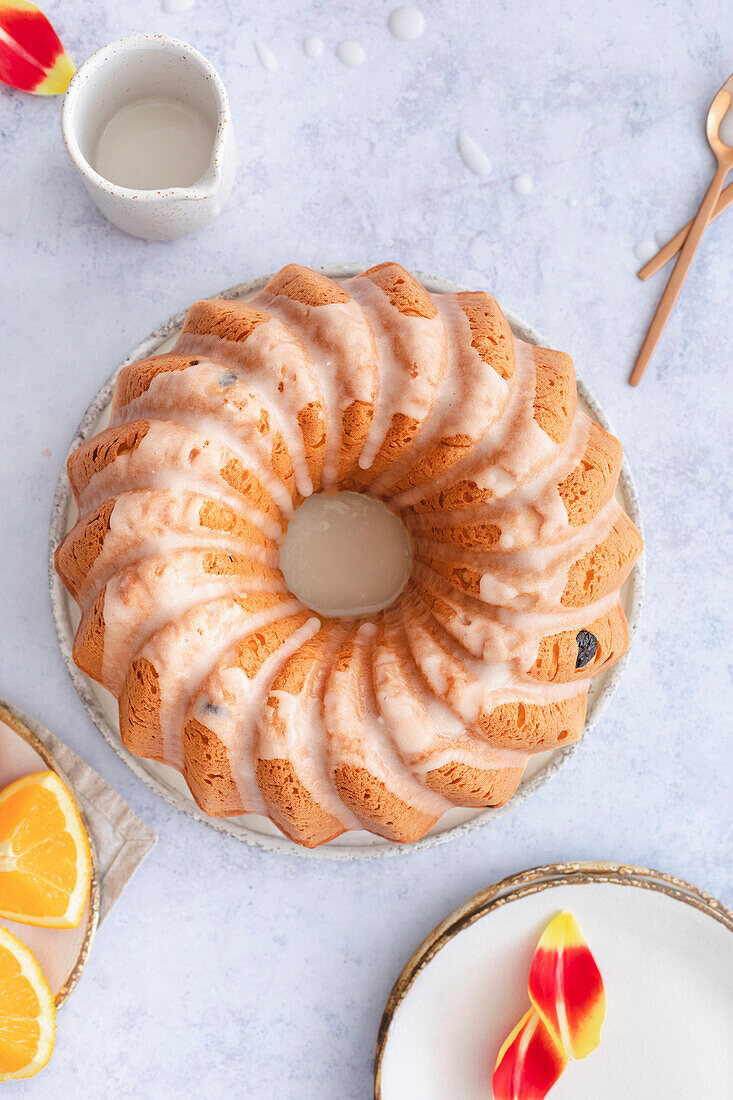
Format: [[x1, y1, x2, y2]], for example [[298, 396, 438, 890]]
[[0, 925, 56, 1081], [0, 770, 92, 928]]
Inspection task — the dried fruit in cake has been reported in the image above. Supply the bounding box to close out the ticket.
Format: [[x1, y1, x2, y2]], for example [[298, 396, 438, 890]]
[[0, 770, 92, 928], [575, 630, 598, 669], [0, 926, 55, 1081]]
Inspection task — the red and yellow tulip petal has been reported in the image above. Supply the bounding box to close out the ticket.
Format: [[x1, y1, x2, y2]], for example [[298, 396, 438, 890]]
[[0, 0, 74, 95], [493, 1007, 567, 1100], [528, 910, 605, 1060]]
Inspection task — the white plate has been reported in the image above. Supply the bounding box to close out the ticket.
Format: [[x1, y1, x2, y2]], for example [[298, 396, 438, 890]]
[[376, 863, 733, 1099], [49, 266, 644, 860], [0, 702, 100, 1006]]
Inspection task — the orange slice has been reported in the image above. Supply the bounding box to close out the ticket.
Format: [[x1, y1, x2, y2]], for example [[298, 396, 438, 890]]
[[0, 770, 92, 928], [0, 925, 55, 1081]]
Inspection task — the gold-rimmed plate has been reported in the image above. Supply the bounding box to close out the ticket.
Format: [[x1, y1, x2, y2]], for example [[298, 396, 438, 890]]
[[375, 861, 733, 1098], [0, 702, 101, 1007]]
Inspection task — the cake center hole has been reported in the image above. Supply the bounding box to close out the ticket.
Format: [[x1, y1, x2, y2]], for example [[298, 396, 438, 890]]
[[279, 491, 413, 617]]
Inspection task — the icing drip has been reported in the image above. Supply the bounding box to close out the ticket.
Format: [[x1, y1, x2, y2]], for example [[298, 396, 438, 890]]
[[457, 131, 492, 177], [368, 292, 509, 497], [250, 289, 377, 489], [174, 323, 325, 500], [254, 43, 278, 72], [198, 617, 322, 812], [344, 274, 446, 471]]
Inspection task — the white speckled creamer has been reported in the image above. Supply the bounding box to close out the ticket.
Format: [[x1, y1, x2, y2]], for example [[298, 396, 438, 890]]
[[61, 35, 235, 241]]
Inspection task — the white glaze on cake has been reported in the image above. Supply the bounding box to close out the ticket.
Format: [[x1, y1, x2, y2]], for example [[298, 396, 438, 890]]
[[57, 263, 642, 846]]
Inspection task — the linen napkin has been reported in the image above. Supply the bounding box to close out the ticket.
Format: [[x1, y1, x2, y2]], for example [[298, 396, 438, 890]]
[[0, 702, 156, 921]]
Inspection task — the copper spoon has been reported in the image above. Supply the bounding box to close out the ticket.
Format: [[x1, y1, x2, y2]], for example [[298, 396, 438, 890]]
[[629, 75, 733, 385], [637, 181, 733, 279]]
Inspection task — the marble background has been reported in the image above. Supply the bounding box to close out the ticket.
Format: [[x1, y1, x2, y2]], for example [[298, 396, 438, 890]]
[[1, 1, 731, 1096]]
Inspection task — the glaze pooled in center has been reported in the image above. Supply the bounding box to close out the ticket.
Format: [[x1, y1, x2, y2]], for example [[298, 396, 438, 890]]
[[279, 492, 412, 617]]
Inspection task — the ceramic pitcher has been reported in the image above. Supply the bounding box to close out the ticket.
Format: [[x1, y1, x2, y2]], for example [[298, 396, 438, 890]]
[[61, 34, 235, 241]]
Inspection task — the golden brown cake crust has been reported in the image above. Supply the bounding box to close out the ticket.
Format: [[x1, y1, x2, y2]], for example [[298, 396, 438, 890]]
[[333, 765, 437, 843], [265, 265, 350, 306], [533, 347, 577, 444], [183, 718, 245, 816], [55, 499, 115, 599], [412, 518, 501, 551], [113, 353, 201, 411], [197, 500, 275, 549], [338, 399, 375, 482], [479, 695, 586, 751], [361, 262, 438, 318], [119, 656, 165, 762], [425, 761, 524, 807], [528, 603, 630, 683], [405, 477, 494, 515], [559, 421, 622, 526], [256, 758, 344, 847], [72, 589, 106, 684], [562, 512, 643, 607], [182, 299, 270, 343], [267, 629, 324, 694], [457, 291, 515, 380], [233, 611, 313, 679], [413, 552, 483, 597], [68, 421, 151, 500], [219, 458, 283, 525]]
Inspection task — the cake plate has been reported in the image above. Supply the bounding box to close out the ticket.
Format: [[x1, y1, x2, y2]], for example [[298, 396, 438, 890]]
[[375, 861, 732, 1098], [0, 701, 101, 1006], [49, 265, 645, 860]]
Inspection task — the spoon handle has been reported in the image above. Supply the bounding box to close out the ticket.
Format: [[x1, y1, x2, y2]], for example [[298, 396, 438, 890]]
[[629, 161, 730, 386], [638, 180, 733, 280]]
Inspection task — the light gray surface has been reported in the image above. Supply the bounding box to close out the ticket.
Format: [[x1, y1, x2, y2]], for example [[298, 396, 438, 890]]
[[0, 2, 731, 1097]]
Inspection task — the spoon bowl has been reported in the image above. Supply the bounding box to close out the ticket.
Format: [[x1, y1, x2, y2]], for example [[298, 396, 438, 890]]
[[706, 76, 733, 160]]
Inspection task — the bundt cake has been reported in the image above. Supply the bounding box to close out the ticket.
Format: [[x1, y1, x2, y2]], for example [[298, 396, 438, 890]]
[[55, 263, 643, 848]]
